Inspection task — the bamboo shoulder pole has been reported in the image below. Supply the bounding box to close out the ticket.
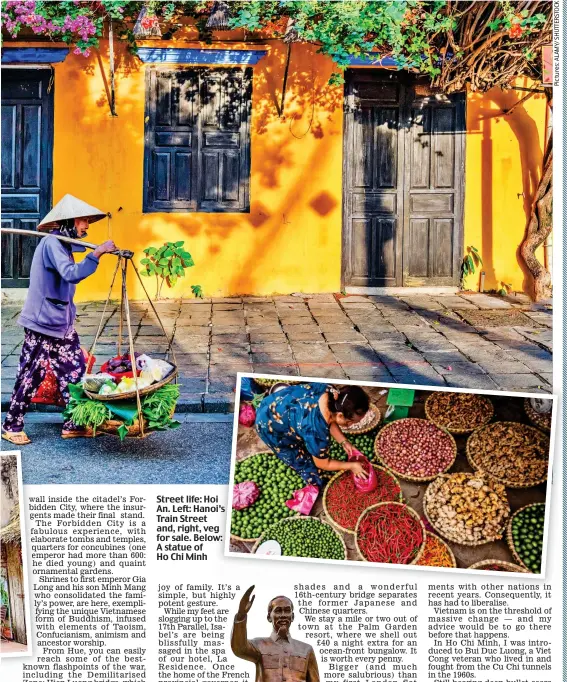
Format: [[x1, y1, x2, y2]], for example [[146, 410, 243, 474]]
[[0, 227, 133, 259]]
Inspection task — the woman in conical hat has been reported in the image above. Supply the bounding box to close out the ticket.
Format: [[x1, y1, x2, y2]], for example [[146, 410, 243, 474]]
[[2, 195, 118, 445]]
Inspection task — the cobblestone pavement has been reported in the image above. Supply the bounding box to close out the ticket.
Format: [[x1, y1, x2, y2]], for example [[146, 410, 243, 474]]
[[1, 292, 552, 413]]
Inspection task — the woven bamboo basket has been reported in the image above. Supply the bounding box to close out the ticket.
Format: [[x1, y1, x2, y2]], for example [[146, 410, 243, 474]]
[[230, 451, 301, 543], [252, 515, 347, 560], [466, 422, 549, 489], [424, 392, 494, 434], [254, 377, 300, 389], [355, 502, 426, 565], [322, 465, 403, 535], [423, 474, 510, 547], [524, 399, 552, 432], [340, 404, 382, 435], [505, 502, 546, 572], [415, 531, 457, 568], [468, 559, 530, 573], [96, 403, 177, 439], [84, 366, 178, 401], [374, 418, 457, 483]]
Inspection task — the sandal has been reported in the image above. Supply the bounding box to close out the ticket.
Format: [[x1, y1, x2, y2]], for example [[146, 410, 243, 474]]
[[61, 427, 101, 439], [2, 430, 32, 446]]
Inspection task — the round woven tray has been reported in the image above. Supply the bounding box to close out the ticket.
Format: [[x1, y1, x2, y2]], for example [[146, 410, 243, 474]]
[[374, 418, 457, 482], [340, 404, 382, 435], [423, 474, 510, 546], [424, 392, 494, 434], [524, 399, 552, 432], [230, 451, 300, 543], [322, 465, 403, 535], [84, 366, 178, 401], [254, 378, 299, 389], [466, 421, 549, 489], [415, 531, 457, 568], [468, 559, 530, 573], [355, 502, 426, 565], [505, 502, 546, 572], [252, 515, 347, 560]]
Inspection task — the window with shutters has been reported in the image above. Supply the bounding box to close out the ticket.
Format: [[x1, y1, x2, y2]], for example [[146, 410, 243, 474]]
[[143, 67, 252, 213]]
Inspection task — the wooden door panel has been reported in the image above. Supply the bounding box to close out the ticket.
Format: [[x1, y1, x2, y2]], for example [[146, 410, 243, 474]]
[[1, 69, 53, 288], [432, 108, 456, 188], [343, 73, 464, 288], [375, 218, 397, 282], [343, 71, 404, 287], [1, 105, 16, 188], [403, 93, 464, 285], [351, 108, 374, 189], [431, 218, 454, 277], [407, 218, 429, 278]]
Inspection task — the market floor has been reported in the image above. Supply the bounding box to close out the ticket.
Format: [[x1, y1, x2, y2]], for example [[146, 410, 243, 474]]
[[1, 292, 553, 415], [3, 414, 233, 485]]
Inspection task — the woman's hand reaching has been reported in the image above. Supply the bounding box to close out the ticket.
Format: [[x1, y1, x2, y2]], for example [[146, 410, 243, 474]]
[[349, 461, 369, 480], [341, 440, 356, 456]]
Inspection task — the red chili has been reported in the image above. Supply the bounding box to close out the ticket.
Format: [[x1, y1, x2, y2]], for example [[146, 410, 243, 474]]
[[357, 504, 424, 564], [326, 469, 402, 531]]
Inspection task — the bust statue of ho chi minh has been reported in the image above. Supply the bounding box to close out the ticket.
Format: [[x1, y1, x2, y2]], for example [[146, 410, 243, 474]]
[[231, 585, 320, 682]]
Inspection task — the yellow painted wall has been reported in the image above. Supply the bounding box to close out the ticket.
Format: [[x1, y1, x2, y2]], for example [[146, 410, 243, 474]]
[[15, 40, 548, 299], [50, 39, 345, 301], [463, 79, 548, 296]]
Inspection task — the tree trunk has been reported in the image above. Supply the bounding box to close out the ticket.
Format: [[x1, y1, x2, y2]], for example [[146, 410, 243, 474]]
[[520, 129, 552, 302]]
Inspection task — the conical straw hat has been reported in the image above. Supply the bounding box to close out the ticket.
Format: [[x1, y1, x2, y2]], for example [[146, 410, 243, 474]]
[[37, 194, 107, 232]]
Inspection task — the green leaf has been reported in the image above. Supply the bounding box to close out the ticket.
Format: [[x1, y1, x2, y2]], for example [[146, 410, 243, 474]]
[[159, 258, 170, 266], [146, 247, 157, 255], [164, 249, 174, 258], [174, 240, 184, 247], [191, 284, 203, 299], [139, 269, 150, 277], [117, 424, 129, 442], [182, 256, 195, 267], [140, 258, 150, 265]]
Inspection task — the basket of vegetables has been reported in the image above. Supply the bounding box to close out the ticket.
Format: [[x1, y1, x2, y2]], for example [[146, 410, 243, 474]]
[[230, 452, 305, 542], [65, 383, 181, 441], [424, 392, 494, 434], [340, 404, 381, 435], [252, 516, 346, 560], [524, 399, 552, 432], [323, 465, 402, 534], [506, 502, 545, 573], [101, 352, 142, 380], [355, 502, 426, 565], [415, 532, 457, 569], [374, 418, 457, 482], [83, 356, 178, 402], [466, 422, 550, 488], [423, 473, 510, 546], [467, 559, 530, 573]]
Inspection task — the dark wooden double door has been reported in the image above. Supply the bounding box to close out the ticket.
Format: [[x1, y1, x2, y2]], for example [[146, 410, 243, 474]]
[[342, 70, 465, 288], [1, 69, 53, 288]]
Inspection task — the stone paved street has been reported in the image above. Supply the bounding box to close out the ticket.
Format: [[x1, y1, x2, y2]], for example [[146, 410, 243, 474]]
[[1, 292, 552, 413]]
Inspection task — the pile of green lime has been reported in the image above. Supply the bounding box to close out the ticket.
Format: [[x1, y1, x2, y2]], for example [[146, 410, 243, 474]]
[[231, 453, 304, 539], [261, 518, 345, 560], [511, 504, 545, 573], [326, 431, 378, 468]]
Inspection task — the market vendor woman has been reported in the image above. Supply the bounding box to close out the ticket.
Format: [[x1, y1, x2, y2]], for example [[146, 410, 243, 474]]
[[255, 383, 370, 488], [2, 195, 117, 445]]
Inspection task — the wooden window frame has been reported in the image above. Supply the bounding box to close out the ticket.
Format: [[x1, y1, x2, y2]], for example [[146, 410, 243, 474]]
[[143, 65, 252, 214]]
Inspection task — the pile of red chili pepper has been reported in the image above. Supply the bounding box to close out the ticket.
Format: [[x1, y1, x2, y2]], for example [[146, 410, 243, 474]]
[[325, 467, 402, 532], [416, 532, 454, 568], [357, 503, 424, 564]]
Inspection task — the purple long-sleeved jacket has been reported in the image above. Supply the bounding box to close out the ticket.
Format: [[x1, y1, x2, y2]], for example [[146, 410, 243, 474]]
[[18, 232, 100, 339]]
